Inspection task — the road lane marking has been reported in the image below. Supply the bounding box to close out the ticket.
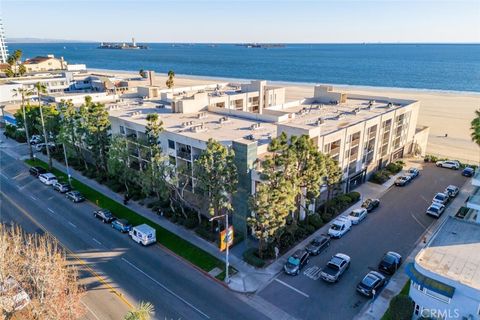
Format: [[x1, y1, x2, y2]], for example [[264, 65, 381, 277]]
[[0, 172, 8, 179], [68, 221, 78, 228], [411, 213, 428, 229], [29, 195, 37, 201], [121, 257, 210, 319], [274, 279, 310, 298], [81, 301, 101, 320], [48, 208, 55, 214], [92, 238, 102, 246], [0, 191, 133, 309]]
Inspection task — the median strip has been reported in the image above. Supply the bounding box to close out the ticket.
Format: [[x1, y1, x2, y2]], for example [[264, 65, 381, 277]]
[[25, 159, 228, 280]]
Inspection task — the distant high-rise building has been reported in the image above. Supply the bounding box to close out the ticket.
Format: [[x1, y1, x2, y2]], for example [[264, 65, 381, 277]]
[[0, 18, 8, 64]]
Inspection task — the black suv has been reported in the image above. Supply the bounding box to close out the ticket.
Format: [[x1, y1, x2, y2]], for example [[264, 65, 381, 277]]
[[284, 250, 310, 275], [356, 271, 386, 297], [305, 235, 330, 256], [378, 251, 402, 275], [29, 166, 47, 177], [361, 199, 380, 212], [93, 209, 116, 223]]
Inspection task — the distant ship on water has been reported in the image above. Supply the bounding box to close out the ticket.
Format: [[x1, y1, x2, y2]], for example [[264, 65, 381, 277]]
[[98, 38, 148, 50]]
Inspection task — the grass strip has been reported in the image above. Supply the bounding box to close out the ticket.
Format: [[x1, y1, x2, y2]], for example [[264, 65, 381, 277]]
[[26, 159, 228, 279]]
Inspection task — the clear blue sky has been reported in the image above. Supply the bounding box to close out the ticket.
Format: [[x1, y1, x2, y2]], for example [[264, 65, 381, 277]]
[[3, 0, 479, 43]]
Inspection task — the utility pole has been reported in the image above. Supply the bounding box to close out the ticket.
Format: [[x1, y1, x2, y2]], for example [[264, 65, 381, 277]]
[[209, 213, 231, 284], [62, 143, 71, 184]]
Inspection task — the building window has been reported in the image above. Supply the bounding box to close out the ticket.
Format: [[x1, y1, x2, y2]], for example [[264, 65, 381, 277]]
[[168, 139, 175, 149], [119, 126, 125, 134]]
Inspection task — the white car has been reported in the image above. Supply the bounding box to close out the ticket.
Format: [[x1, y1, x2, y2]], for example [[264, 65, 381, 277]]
[[426, 202, 445, 218], [35, 142, 56, 152], [29, 135, 42, 145], [38, 173, 57, 185], [432, 192, 449, 205], [328, 217, 352, 238], [347, 208, 368, 225], [436, 160, 460, 170], [444, 185, 459, 198]]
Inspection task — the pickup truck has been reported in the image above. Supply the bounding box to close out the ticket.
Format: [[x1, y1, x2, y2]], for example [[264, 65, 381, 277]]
[[320, 253, 351, 283]]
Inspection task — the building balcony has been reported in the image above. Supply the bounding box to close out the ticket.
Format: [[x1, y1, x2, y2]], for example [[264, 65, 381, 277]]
[[466, 188, 480, 211], [472, 170, 480, 187], [176, 150, 192, 161]]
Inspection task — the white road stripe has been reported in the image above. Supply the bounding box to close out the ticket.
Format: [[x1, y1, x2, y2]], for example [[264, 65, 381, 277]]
[[411, 213, 427, 229], [92, 238, 102, 245], [68, 221, 77, 228], [29, 195, 37, 200], [81, 301, 101, 320], [0, 173, 9, 179], [48, 208, 55, 214], [121, 257, 210, 319], [274, 279, 310, 298]]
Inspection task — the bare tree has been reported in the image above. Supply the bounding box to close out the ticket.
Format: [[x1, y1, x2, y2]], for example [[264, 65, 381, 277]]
[[0, 224, 85, 320]]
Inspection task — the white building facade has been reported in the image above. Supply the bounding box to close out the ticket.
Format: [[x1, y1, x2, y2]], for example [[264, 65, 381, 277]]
[[0, 18, 8, 64]]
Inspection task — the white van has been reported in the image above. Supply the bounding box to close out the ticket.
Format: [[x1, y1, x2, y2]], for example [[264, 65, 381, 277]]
[[129, 224, 156, 246], [328, 216, 352, 239]]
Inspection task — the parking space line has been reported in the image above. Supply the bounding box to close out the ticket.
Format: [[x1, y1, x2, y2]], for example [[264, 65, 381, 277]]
[[92, 238, 102, 246], [121, 257, 211, 319], [68, 221, 78, 228], [411, 213, 427, 229], [29, 195, 37, 201], [274, 279, 310, 298], [47, 208, 55, 214]]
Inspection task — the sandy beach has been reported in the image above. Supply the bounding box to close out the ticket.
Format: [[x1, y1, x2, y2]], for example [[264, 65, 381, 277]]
[[99, 69, 480, 164]]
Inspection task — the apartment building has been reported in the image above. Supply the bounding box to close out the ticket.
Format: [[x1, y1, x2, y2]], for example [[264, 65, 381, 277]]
[[23, 55, 66, 73], [108, 81, 427, 233], [0, 18, 8, 64], [406, 216, 480, 320]]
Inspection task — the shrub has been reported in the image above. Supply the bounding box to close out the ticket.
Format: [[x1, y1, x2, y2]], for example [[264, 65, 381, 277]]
[[346, 191, 361, 203], [184, 216, 198, 229], [304, 224, 316, 235], [321, 212, 334, 223], [389, 295, 414, 320], [369, 170, 390, 184], [386, 162, 403, 174], [308, 213, 324, 229], [242, 248, 266, 268], [294, 226, 308, 241], [195, 226, 217, 243], [278, 232, 295, 250]]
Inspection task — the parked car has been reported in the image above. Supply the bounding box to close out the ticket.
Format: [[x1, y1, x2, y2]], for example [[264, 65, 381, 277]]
[[328, 217, 352, 239], [129, 224, 156, 246], [436, 160, 460, 170], [93, 209, 116, 223], [65, 191, 85, 203], [444, 185, 459, 198], [378, 251, 402, 275], [111, 219, 133, 233], [284, 249, 310, 276], [362, 198, 380, 212], [29, 166, 47, 177], [347, 208, 368, 225], [432, 192, 449, 205], [426, 202, 445, 218], [408, 167, 420, 178], [305, 235, 331, 256], [52, 181, 71, 193], [394, 175, 411, 186], [35, 142, 56, 152], [320, 253, 351, 283], [29, 135, 42, 145], [462, 167, 475, 177], [38, 173, 57, 185], [356, 271, 387, 297]]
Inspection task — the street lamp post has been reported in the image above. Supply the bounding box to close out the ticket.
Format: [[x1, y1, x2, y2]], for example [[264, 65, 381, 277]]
[[209, 213, 231, 284], [62, 143, 72, 184]]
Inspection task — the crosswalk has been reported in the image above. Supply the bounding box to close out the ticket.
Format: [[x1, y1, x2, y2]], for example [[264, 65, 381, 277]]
[[303, 265, 322, 280]]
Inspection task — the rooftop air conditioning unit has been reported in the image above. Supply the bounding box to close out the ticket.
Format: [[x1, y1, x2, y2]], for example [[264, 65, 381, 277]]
[[387, 102, 393, 108], [245, 134, 255, 141], [197, 112, 207, 119], [316, 117, 325, 126], [250, 123, 261, 130]]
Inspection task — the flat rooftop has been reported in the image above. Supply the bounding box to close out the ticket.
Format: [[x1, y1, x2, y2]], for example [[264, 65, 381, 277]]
[[416, 217, 480, 290], [108, 101, 277, 146], [279, 97, 410, 135]]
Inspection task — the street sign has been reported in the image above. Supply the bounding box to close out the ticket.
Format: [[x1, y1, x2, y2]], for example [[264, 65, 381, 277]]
[[220, 226, 234, 251]]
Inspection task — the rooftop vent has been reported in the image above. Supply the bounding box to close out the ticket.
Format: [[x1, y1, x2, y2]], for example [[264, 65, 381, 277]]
[[352, 107, 361, 115], [131, 111, 142, 117], [191, 123, 207, 133], [182, 121, 194, 128], [250, 123, 262, 130], [316, 117, 325, 126], [197, 111, 207, 119], [386, 102, 393, 108], [245, 134, 255, 141], [368, 100, 375, 107], [156, 104, 165, 109], [219, 116, 230, 124]]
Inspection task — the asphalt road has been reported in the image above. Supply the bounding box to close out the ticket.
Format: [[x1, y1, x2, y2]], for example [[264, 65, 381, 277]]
[[258, 164, 468, 320], [0, 148, 270, 320]]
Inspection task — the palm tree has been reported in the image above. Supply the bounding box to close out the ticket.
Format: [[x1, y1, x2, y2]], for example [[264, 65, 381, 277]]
[[124, 301, 155, 320], [166, 70, 175, 95], [471, 109, 480, 147], [34, 82, 52, 169], [12, 87, 35, 159]]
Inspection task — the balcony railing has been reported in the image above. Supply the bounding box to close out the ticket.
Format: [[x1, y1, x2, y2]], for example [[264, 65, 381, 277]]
[[176, 150, 192, 160]]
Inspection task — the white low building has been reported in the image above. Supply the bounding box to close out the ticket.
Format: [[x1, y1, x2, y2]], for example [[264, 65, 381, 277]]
[[407, 216, 480, 320]]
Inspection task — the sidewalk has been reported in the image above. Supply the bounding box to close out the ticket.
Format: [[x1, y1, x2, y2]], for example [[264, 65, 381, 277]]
[[354, 167, 474, 320]]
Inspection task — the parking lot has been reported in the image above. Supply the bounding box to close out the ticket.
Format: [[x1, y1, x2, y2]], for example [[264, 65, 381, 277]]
[[258, 164, 468, 320]]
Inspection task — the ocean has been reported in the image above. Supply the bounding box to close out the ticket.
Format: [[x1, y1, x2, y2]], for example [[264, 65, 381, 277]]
[[9, 43, 480, 92]]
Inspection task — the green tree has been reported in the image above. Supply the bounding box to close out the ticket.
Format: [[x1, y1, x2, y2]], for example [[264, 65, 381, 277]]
[[165, 70, 175, 94], [389, 295, 414, 320], [194, 139, 238, 225], [323, 155, 343, 215], [33, 82, 54, 169], [58, 100, 88, 169], [84, 97, 111, 175], [107, 135, 138, 194], [12, 87, 35, 159], [471, 109, 480, 147], [124, 301, 154, 320], [5, 49, 25, 77]]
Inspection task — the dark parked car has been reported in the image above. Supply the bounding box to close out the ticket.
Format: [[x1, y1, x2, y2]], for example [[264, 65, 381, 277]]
[[52, 181, 71, 193], [65, 191, 85, 203], [305, 235, 331, 256], [111, 219, 132, 233], [29, 166, 47, 177], [356, 271, 387, 297], [408, 167, 420, 179], [378, 251, 402, 275], [93, 209, 116, 223], [394, 175, 411, 186], [362, 198, 380, 212], [284, 250, 310, 276], [462, 167, 474, 177]]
